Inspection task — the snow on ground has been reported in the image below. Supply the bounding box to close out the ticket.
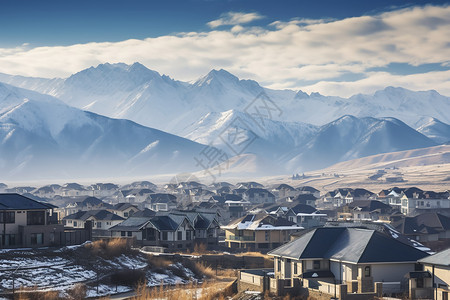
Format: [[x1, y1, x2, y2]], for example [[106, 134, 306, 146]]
[[0, 245, 200, 298]]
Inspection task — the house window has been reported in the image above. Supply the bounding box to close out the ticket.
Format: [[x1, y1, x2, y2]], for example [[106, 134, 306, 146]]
[[97, 222, 102, 228], [30, 233, 44, 245], [162, 232, 168, 240], [294, 263, 298, 274], [127, 231, 132, 237], [177, 231, 182, 240], [73, 221, 78, 227], [416, 278, 424, 288], [121, 231, 126, 237], [415, 263, 423, 271], [313, 260, 320, 270], [124, 212, 129, 217], [364, 266, 371, 277], [0, 212, 15, 223], [186, 231, 191, 241], [265, 231, 270, 241], [27, 211, 45, 225]]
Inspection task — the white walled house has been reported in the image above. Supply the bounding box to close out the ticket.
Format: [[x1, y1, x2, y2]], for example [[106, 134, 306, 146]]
[[63, 210, 125, 230], [268, 227, 429, 296]]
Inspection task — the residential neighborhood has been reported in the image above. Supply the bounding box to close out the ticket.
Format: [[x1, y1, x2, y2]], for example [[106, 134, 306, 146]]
[[0, 180, 449, 299]]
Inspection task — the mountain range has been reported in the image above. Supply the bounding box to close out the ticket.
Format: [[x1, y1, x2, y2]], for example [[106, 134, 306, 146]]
[[0, 63, 449, 179], [0, 82, 210, 180]]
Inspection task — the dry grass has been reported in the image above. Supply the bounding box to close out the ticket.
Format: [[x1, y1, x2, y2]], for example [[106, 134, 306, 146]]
[[16, 287, 60, 300], [193, 261, 216, 278], [85, 238, 133, 258]]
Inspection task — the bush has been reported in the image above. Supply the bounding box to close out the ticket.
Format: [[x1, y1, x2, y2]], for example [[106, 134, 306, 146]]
[[85, 238, 133, 258]]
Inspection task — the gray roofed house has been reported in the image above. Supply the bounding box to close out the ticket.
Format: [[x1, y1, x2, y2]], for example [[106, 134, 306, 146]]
[[222, 213, 302, 252], [63, 209, 125, 231], [412, 248, 450, 300], [109, 210, 220, 250], [268, 227, 429, 295], [0, 193, 64, 248]]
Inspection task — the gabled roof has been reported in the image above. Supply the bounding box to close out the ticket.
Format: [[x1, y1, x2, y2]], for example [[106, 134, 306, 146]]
[[394, 213, 450, 235], [113, 203, 138, 211], [290, 204, 317, 214], [349, 200, 392, 212], [274, 184, 296, 191], [419, 248, 450, 266], [269, 227, 429, 263], [0, 193, 55, 210], [64, 210, 125, 221], [223, 213, 300, 231], [110, 217, 151, 231]]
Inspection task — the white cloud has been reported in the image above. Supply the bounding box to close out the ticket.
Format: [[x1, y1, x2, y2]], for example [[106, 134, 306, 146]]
[[0, 5, 449, 97], [207, 12, 264, 28]]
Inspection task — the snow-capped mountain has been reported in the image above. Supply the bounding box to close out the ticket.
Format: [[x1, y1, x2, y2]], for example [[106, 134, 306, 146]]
[[181, 109, 318, 159], [286, 115, 437, 171], [0, 82, 211, 180], [415, 117, 450, 144], [2, 63, 449, 134]]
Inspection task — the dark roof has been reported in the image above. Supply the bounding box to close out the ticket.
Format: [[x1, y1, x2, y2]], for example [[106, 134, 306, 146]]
[[149, 193, 177, 202], [81, 196, 104, 206], [290, 204, 317, 214], [275, 184, 296, 191], [394, 213, 450, 235], [294, 194, 318, 203], [407, 271, 432, 278], [0, 193, 55, 210], [419, 248, 450, 266], [132, 208, 157, 217], [64, 210, 125, 221], [269, 227, 429, 263], [113, 203, 138, 211], [110, 217, 150, 231], [349, 200, 392, 212]]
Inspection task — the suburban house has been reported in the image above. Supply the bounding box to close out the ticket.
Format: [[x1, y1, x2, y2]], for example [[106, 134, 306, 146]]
[[222, 213, 302, 252], [56, 196, 112, 219], [268, 227, 429, 297], [0, 193, 63, 248], [293, 194, 318, 207], [414, 248, 450, 300], [337, 200, 395, 222], [242, 188, 276, 204], [285, 204, 327, 228], [401, 191, 450, 215], [117, 188, 154, 203], [60, 183, 92, 197], [63, 210, 125, 230], [393, 212, 450, 245], [272, 184, 300, 200], [147, 193, 177, 211], [109, 210, 220, 250], [108, 203, 140, 218], [87, 183, 119, 198]]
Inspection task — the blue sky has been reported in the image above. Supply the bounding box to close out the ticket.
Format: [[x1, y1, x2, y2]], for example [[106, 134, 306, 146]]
[[0, 0, 445, 47], [0, 0, 449, 97]]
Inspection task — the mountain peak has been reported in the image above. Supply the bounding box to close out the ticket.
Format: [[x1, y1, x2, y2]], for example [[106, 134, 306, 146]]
[[195, 69, 239, 86]]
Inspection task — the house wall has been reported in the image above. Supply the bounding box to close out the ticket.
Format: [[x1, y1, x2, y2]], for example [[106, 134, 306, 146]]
[[369, 263, 415, 282], [424, 264, 450, 288]]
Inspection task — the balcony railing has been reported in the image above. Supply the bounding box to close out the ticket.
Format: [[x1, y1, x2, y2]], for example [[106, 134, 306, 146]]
[[227, 235, 255, 241]]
